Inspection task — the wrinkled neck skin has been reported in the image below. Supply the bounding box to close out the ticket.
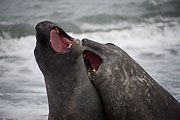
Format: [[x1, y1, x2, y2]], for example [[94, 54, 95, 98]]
[[82, 39, 180, 120], [34, 21, 107, 120]]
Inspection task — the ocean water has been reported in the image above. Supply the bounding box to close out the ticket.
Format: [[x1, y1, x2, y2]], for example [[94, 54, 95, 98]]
[[0, 0, 180, 119]]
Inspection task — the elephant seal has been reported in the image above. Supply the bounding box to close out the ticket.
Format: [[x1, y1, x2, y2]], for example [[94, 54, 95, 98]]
[[34, 21, 107, 120], [82, 39, 180, 120]]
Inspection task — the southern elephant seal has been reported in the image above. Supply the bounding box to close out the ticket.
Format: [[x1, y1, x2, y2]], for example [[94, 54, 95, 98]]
[[34, 21, 107, 120], [82, 39, 180, 120]]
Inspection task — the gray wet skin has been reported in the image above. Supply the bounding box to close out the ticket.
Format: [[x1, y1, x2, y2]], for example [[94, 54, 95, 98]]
[[82, 39, 180, 120], [34, 21, 107, 120]]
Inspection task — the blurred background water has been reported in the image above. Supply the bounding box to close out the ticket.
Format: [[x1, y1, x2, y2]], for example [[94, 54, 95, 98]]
[[0, 0, 180, 119]]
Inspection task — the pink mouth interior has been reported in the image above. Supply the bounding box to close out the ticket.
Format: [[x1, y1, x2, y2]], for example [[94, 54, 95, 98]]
[[84, 52, 102, 70], [50, 28, 72, 52]]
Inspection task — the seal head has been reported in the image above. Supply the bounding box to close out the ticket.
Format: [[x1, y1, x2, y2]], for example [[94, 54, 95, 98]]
[[82, 39, 180, 120]]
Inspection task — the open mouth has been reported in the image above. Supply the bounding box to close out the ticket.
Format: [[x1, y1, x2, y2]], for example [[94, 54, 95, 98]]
[[83, 51, 102, 76], [50, 27, 102, 75], [50, 28, 73, 52]]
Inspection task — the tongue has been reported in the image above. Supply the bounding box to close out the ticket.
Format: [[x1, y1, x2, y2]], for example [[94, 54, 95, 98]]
[[50, 29, 72, 52]]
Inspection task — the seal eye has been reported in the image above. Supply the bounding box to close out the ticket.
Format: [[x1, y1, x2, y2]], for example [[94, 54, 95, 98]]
[[83, 51, 102, 75], [50, 28, 73, 52]]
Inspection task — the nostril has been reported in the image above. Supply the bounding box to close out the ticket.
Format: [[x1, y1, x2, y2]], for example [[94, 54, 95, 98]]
[[82, 38, 88, 42], [35, 24, 41, 30], [82, 38, 88, 46]]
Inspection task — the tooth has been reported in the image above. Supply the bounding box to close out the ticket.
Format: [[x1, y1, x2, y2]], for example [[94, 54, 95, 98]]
[[93, 69, 96, 72], [55, 28, 59, 33], [67, 44, 72, 48], [49, 40, 52, 45], [88, 72, 91, 76]]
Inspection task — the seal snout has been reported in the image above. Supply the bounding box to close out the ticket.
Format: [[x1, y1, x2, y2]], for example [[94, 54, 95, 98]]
[[35, 21, 80, 53], [35, 23, 41, 31], [35, 21, 55, 31]]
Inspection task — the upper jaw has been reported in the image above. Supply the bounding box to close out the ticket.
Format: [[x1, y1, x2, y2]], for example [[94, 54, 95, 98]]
[[35, 21, 58, 46], [82, 39, 106, 59]]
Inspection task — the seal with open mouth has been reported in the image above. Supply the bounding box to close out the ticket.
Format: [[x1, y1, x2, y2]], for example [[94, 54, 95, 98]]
[[82, 39, 180, 120], [34, 21, 107, 120]]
